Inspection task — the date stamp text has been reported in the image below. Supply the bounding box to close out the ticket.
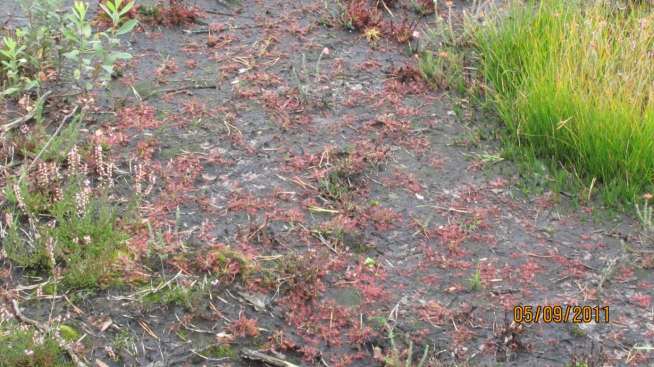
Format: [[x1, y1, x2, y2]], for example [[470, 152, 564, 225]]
[[513, 305, 609, 324]]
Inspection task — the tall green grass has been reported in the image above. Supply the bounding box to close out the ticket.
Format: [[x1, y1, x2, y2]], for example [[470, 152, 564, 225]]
[[476, 0, 654, 202]]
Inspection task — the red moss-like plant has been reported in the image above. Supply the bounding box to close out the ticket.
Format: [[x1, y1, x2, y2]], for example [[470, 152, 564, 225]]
[[346, 0, 381, 30], [387, 18, 417, 44], [140, 0, 201, 27], [413, 0, 436, 15], [229, 312, 260, 337]]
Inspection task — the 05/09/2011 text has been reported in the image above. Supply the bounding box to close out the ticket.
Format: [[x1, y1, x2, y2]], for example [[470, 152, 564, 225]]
[[513, 305, 609, 324]]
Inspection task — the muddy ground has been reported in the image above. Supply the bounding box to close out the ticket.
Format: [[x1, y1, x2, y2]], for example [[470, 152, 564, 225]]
[[1, 0, 653, 366]]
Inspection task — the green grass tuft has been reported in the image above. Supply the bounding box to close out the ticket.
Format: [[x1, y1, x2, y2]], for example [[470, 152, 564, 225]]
[[205, 344, 237, 359], [0, 322, 71, 367], [3, 177, 128, 290], [58, 325, 80, 343], [476, 0, 654, 203], [468, 268, 482, 292], [142, 284, 199, 310]]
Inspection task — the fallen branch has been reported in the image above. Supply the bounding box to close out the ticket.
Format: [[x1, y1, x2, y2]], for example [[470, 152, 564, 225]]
[[142, 81, 217, 100], [205, 9, 239, 16], [183, 20, 283, 34], [109, 271, 182, 301], [311, 231, 338, 254], [11, 299, 88, 367], [18, 105, 80, 185], [190, 349, 230, 362], [378, 0, 394, 17], [240, 348, 301, 367], [1, 91, 53, 132], [416, 205, 471, 214]]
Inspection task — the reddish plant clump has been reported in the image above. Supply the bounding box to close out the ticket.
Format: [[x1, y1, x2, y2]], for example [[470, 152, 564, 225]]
[[387, 18, 418, 44], [435, 223, 467, 252], [348, 325, 377, 346], [299, 345, 321, 362], [195, 243, 251, 282], [228, 192, 273, 215], [384, 170, 423, 193], [630, 293, 652, 309], [229, 312, 260, 338], [143, 0, 201, 27], [419, 300, 452, 326], [365, 206, 401, 231], [135, 138, 158, 161], [117, 103, 162, 131], [346, 0, 381, 30], [413, 0, 436, 15]]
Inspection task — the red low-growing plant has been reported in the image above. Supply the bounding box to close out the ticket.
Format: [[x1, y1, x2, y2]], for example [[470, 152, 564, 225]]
[[142, 0, 201, 27], [376, 0, 398, 9], [162, 0, 200, 25], [195, 243, 252, 282], [346, 0, 381, 30], [419, 300, 452, 326], [365, 206, 401, 231], [229, 312, 260, 337], [435, 223, 467, 251], [348, 325, 377, 346], [116, 103, 162, 131], [413, 0, 436, 15], [268, 331, 298, 352], [387, 18, 417, 44]]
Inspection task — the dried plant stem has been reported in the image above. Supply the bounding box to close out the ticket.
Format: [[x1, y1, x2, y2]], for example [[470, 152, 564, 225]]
[[0, 91, 52, 132], [241, 348, 301, 367], [18, 105, 80, 185], [11, 299, 88, 367]]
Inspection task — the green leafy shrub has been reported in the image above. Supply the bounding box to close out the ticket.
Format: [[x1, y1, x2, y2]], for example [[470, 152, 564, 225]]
[[62, 1, 136, 90], [0, 0, 137, 96]]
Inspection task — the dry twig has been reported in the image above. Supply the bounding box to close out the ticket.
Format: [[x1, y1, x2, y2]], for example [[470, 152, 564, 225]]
[[1, 91, 52, 132], [11, 299, 88, 367], [241, 348, 301, 367]]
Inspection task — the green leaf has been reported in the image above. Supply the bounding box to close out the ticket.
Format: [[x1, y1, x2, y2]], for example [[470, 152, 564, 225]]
[[110, 51, 132, 60], [0, 87, 20, 96], [25, 79, 39, 90], [82, 24, 92, 38], [76, 1, 87, 15], [116, 19, 138, 35], [101, 64, 114, 75], [73, 1, 87, 19], [62, 29, 78, 43], [63, 49, 80, 60], [73, 69, 81, 80], [2, 37, 16, 49], [91, 40, 103, 51], [104, 1, 116, 13], [119, 1, 135, 17], [99, 4, 112, 18]]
